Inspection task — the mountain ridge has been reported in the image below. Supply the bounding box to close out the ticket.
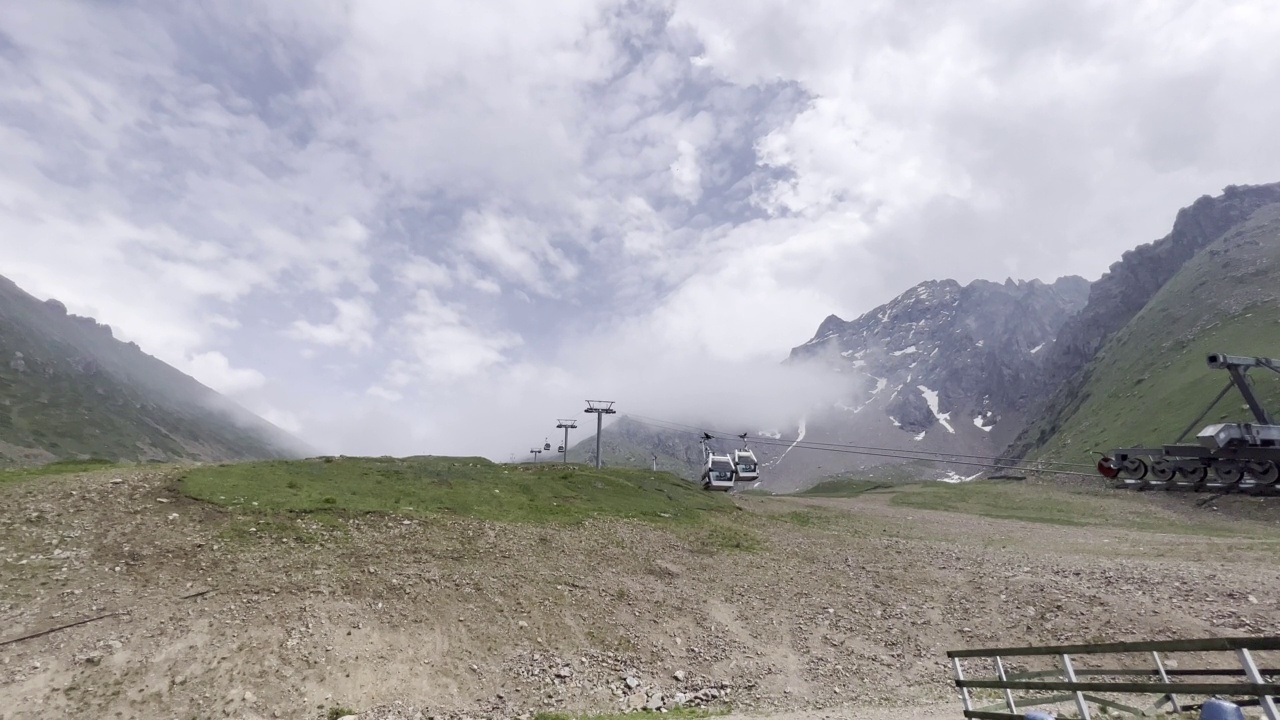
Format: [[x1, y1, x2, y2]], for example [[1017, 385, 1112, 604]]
[[1008, 181, 1280, 458], [1027, 197, 1280, 465], [0, 273, 312, 466]]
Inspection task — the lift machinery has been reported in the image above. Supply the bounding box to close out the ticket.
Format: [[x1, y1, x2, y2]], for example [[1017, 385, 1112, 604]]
[[1099, 352, 1280, 492]]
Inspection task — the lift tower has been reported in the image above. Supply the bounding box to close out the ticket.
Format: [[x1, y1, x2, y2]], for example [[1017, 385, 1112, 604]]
[[556, 419, 577, 464], [583, 400, 617, 469]]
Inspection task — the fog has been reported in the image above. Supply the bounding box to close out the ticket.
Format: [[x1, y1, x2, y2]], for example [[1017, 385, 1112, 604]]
[[289, 326, 857, 461]]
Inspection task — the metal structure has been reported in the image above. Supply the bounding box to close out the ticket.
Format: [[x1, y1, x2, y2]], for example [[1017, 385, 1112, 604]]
[[1099, 353, 1280, 493], [529, 446, 542, 463], [583, 401, 616, 469], [555, 419, 577, 464], [698, 433, 736, 491], [732, 433, 760, 483], [948, 635, 1280, 720]]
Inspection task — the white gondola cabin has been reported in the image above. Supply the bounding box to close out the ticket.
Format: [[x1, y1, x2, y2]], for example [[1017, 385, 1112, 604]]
[[732, 448, 760, 482], [701, 453, 736, 491]]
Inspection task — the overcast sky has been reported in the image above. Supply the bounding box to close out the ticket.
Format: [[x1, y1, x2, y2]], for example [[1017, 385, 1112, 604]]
[[2, 1, 1279, 460]]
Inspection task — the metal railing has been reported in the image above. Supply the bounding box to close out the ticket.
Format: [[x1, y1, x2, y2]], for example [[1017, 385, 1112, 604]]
[[947, 636, 1280, 719]]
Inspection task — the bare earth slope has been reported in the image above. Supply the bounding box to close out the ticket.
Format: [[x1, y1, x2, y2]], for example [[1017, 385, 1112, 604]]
[[2, 467, 1279, 720]]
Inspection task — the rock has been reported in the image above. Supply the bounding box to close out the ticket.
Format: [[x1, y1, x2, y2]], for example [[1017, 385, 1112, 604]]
[[625, 677, 640, 689], [645, 692, 665, 710], [673, 670, 685, 682]]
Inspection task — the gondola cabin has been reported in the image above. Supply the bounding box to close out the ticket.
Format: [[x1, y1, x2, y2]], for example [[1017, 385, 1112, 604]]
[[701, 453, 736, 491], [732, 448, 760, 482]]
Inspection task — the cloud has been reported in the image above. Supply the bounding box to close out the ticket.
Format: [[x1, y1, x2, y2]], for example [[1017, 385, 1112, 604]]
[[286, 297, 377, 350], [184, 350, 267, 395], [3, 0, 1280, 462]]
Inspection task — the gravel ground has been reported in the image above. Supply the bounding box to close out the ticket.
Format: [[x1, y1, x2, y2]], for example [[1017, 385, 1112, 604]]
[[2, 469, 1279, 720]]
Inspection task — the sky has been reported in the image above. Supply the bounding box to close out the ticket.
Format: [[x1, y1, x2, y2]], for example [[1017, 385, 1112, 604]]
[[2, 0, 1279, 460]]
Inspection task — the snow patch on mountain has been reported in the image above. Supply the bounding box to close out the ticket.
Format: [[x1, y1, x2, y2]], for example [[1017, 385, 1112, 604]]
[[775, 418, 807, 464], [917, 385, 955, 434], [938, 470, 984, 483]]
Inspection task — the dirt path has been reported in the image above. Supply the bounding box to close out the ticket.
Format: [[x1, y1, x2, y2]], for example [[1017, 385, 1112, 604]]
[[2, 468, 1279, 720]]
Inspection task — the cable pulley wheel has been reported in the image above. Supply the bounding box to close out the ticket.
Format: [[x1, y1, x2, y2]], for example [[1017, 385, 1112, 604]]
[[1246, 460, 1280, 484], [1150, 459, 1175, 482], [1212, 461, 1244, 484]]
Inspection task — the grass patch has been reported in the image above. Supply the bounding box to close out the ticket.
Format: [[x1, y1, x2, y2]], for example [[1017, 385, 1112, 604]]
[[688, 522, 763, 553], [888, 480, 1279, 538], [0, 457, 124, 484], [798, 478, 895, 497], [769, 508, 846, 530], [890, 480, 1091, 527], [179, 455, 739, 527]]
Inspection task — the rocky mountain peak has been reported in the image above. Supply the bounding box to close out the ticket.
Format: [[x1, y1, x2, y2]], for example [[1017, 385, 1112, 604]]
[[789, 275, 1088, 439]]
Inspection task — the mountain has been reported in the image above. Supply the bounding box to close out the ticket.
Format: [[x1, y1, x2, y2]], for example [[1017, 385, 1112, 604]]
[[0, 274, 311, 466], [1009, 181, 1280, 460], [763, 275, 1089, 488], [1021, 189, 1280, 464], [569, 275, 1090, 491], [564, 416, 707, 478], [571, 182, 1280, 491]]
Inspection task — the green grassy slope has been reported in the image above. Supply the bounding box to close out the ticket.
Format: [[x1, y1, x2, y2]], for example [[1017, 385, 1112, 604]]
[[0, 275, 309, 466], [180, 455, 739, 526], [1031, 203, 1280, 463]]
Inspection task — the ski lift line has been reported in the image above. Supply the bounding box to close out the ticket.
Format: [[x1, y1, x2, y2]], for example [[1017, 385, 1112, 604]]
[[622, 413, 1096, 470], [625, 417, 1099, 478], [735, 437, 1101, 478], [749, 435, 1096, 469]]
